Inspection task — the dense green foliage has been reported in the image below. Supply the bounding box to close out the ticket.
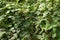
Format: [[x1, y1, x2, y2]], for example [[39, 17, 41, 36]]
[[0, 0, 60, 40]]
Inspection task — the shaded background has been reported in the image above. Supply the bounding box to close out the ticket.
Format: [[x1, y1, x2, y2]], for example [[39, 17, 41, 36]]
[[0, 0, 60, 40]]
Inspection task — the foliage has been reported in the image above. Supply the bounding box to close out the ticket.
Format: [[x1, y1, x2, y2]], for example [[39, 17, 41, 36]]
[[0, 0, 60, 40]]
